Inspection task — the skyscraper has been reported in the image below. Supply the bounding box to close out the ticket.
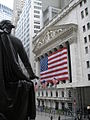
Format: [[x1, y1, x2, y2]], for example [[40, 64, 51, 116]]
[[12, 0, 25, 34], [0, 3, 13, 21], [15, 0, 43, 72]]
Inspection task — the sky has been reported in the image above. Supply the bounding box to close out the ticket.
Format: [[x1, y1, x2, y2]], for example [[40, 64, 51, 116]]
[[0, 0, 14, 9]]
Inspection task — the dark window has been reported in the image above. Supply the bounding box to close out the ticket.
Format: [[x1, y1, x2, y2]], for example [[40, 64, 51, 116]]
[[80, 1, 82, 7], [34, 30, 38, 33], [83, 25, 86, 32], [85, 46, 88, 54], [84, 37, 87, 43], [34, 15, 40, 18], [88, 35, 90, 41], [68, 103, 72, 111], [61, 102, 65, 110], [84, 0, 87, 4], [62, 91, 64, 97], [68, 90, 72, 98], [51, 91, 52, 97], [55, 102, 59, 110], [88, 74, 90, 80], [34, 10, 40, 14], [86, 61, 90, 68], [56, 91, 58, 97], [34, 21, 40, 24], [85, 8, 88, 16], [34, 6, 42, 9], [81, 11, 84, 18], [34, 25, 40, 29], [46, 91, 48, 96], [87, 23, 90, 30]]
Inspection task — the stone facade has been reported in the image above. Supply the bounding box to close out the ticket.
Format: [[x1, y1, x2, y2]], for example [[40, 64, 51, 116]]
[[33, 0, 90, 115]]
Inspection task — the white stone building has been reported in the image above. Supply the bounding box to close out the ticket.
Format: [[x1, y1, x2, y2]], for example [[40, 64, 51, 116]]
[[33, 0, 90, 115]]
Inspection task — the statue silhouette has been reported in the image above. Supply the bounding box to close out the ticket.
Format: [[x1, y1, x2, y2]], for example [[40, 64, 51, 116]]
[[0, 20, 38, 120]]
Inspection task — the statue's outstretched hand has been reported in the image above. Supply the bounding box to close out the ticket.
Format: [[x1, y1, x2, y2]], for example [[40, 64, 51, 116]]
[[30, 75, 39, 80]]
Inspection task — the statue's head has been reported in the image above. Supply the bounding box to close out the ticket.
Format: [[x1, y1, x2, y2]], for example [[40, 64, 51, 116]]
[[0, 20, 15, 34]]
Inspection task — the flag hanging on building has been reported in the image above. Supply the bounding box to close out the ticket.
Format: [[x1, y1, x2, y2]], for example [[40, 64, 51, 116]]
[[40, 47, 69, 83]]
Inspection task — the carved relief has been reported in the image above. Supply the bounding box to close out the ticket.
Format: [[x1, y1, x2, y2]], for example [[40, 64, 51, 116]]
[[33, 24, 77, 53]]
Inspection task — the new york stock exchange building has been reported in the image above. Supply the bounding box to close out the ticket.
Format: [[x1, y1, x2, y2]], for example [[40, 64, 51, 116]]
[[32, 0, 90, 116]]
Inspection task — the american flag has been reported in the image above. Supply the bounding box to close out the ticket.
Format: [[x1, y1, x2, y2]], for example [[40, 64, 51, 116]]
[[40, 47, 69, 83]]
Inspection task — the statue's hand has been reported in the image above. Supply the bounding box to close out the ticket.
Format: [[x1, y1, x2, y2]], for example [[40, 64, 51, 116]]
[[30, 75, 39, 80]]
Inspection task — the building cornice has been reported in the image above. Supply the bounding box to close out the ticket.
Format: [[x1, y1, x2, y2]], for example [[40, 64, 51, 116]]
[[33, 24, 78, 58]]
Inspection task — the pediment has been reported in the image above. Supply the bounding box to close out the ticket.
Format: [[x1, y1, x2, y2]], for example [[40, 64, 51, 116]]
[[33, 24, 77, 54]]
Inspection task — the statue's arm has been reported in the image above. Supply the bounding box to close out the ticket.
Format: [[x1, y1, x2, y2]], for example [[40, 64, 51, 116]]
[[17, 40, 35, 79]]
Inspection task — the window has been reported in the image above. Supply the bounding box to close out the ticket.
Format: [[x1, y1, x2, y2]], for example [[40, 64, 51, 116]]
[[62, 91, 64, 97], [56, 91, 58, 97], [85, 46, 88, 54], [81, 11, 84, 18], [85, 8, 88, 16], [87, 23, 90, 30], [88, 35, 90, 41], [34, 25, 40, 29], [80, 1, 82, 7], [34, 10, 40, 14], [46, 91, 48, 96], [84, 36, 87, 43], [68, 90, 72, 98], [34, 30, 38, 33], [88, 74, 90, 80], [86, 61, 90, 68], [51, 91, 52, 97], [68, 103, 72, 111], [34, 6, 42, 9], [34, 21, 40, 24], [34, 15, 40, 18], [83, 25, 86, 32], [84, 0, 87, 4]]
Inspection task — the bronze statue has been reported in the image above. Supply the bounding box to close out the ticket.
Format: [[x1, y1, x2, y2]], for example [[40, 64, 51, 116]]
[[0, 20, 38, 120]]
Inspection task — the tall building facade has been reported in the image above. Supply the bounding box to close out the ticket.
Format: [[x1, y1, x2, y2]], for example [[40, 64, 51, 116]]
[[0, 4, 13, 21], [43, 6, 61, 26], [33, 0, 90, 116], [15, 0, 43, 72], [12, 0, 25, 34]]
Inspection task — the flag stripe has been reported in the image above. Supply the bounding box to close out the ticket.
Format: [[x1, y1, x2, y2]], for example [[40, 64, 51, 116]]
[[48, 52, 67, 63], [48, 61, 67, 69], [41, 75, 68, 82], [41, 72, 68, 79], [40, 66, 68, 75]]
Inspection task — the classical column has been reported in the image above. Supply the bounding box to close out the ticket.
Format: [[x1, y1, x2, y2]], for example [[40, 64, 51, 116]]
[[36, 57, 40, 77]]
